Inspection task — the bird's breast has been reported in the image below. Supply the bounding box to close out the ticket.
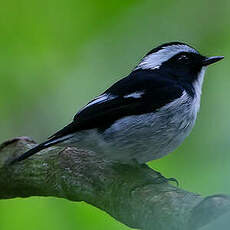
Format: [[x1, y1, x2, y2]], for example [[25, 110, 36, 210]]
[[66, 90, 201, 164], [99, 90, 200, 163]]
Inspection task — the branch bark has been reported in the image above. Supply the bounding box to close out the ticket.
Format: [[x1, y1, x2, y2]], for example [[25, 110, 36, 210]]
[[0, 137, 230, 230]]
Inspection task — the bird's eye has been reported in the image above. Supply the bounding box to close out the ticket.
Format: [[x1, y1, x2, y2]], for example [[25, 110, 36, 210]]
[[178, 54, 189, 61]]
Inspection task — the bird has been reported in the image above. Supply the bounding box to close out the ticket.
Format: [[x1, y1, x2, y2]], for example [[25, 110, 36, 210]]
[[11, 42, 224, 165]]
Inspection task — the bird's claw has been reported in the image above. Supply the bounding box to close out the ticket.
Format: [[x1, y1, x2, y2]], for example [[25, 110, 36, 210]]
[[166, 177, 179, 187]]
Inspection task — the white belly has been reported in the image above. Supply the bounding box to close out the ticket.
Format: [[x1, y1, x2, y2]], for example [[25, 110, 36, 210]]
[[101, 98, 197, 163], [61, 90, 201, 164]]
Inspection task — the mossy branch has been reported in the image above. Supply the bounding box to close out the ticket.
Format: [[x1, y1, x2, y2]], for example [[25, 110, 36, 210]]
[[0, 137, 230, 230]]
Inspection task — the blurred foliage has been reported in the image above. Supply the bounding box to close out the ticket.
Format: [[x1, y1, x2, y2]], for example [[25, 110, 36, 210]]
[[0, 0, 230, 229]]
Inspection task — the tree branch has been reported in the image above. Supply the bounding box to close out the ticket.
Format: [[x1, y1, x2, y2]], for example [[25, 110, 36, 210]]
[[0, 137, 230, 230]]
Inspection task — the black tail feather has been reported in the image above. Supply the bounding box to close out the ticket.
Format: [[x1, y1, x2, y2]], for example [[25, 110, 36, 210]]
[[10, 128, 74, 164], [10, 142, 49, 165], [9, 135, 70, 165]]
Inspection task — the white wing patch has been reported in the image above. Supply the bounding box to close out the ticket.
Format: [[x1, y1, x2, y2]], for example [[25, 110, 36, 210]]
[[86, 94, 110, 107], [77, 93, 117, 113], [124, 91, 144, 99], [136, 44, 198, 71]]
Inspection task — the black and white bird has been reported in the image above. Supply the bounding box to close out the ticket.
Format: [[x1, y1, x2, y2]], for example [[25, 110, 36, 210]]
[[12, 42, 224, 164]]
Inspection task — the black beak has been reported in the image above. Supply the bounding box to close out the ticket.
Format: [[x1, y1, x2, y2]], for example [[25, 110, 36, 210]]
[[202, 56, 224, 66]]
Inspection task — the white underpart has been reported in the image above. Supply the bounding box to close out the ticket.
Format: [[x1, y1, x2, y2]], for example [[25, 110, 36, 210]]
[[124, 91, 144, 99], [136, 44, 198, 70], [161, 67, 205, 117], [192, 67, 206, 113], [58, 68, 207, 163]]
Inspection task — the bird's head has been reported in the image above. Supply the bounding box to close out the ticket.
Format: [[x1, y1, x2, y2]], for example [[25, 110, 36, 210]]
[[135, 42, 224, 83]]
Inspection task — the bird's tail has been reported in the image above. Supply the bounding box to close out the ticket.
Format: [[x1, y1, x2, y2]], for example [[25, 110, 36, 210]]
[[10, 135, 72, 165]]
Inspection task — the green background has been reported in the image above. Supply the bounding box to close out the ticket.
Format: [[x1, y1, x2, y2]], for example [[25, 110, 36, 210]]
[[0, 0, 230, 229]]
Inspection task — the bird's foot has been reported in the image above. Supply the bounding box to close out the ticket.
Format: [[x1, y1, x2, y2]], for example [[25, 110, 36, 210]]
[[165, 177, 179, 187]]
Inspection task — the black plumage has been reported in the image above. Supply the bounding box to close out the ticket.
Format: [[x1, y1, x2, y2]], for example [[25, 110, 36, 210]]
[[11, 69, 184, 164], [12, 41, 222, 164], [50, 69, 184, 138]]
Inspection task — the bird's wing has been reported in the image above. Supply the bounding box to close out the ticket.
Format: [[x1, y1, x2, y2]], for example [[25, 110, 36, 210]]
[[11, 70, 184, 164], [50, 70, 184, 139]]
